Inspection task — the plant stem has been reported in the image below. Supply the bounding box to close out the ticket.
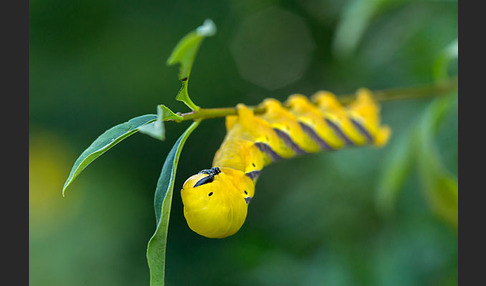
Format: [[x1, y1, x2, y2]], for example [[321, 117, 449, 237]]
[[175, 77, 458, 122], [338, 77, 458, 104]]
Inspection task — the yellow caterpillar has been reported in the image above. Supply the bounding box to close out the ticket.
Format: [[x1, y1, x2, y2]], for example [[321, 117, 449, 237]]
[[181, 88, 391, 238]]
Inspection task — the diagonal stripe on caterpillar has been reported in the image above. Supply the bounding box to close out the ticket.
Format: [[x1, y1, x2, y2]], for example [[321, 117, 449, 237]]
[[181, 88, 391, 238]]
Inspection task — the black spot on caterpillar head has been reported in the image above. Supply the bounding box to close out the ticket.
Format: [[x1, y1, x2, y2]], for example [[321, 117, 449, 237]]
[[193, 167, 221, 187], [198, 167, 221, 176], [181, 77, 188, 82], [208, 192, 213, 196], [193, 176, 214, 187]]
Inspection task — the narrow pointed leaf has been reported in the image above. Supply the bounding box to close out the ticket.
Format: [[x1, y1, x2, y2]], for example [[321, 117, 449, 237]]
[[138, 106, 166, 141], [416, 94, 458, 230], [433, 38, 458, 82], [332, 0, 387, 59], [159, 105, 184, 121], [146, 120, 200, 286], [167, 19, 216, 111], [62, 114, 157, 196], [375, 131, 415, 216]]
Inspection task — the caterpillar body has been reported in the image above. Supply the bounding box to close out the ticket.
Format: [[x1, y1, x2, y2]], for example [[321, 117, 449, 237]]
[[181, 88, 391, 238]]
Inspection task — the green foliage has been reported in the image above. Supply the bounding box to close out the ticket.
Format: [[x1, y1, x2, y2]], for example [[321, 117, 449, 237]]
[[146, 121, 200, 286], [62, 114, 157, 196], [60, 20, 215, 285], [375, 94, 458, 228], [159, 105, 184, 121], [143, 20, 217, 285], [416, 95, 458, 230], [137, 104, 184, 141], [60, 19, 216, 285], [375, 38, 458, 228], [433, 38, 458, 82], [167, 19, 216, 111], [375, 131, 415, 217], [138, 105, 167, 141], [138, 20, 217, 140], [332, 0, 388, 59]]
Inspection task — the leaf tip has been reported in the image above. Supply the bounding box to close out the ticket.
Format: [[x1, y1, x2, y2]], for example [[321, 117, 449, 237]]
[[138, 106, 166, 141], [159, 104, 184, 121], [138, 122, 166, 141], [197, 19, 217, 37], [61, 182, 69, 197]]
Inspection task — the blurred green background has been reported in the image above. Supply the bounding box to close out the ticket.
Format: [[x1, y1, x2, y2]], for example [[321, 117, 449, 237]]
[[29, 0, 458, 285]]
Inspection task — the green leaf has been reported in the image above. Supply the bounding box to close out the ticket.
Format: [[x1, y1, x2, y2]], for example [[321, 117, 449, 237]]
[[433, 38, 458, 82], [159, 104, 184, 121], [167, 19, 216, 111], [138, 106, 166, 141], [418, 157, 458, 230], [416, 94, 458, 230], [138, 105, 185, 140], [375, 91, 458, 222], [332, 0, 387, 59], [146, 120, 200, 286], [62, 114, 157, 196], [375, 131, 415, 217]]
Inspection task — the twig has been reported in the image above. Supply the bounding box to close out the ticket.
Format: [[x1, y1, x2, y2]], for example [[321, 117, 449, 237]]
[[175, 77, 458, 122]]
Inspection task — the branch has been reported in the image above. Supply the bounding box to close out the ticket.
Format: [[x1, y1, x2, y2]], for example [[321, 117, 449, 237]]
[[338, 77, 458, 104], [174, 77, 458, 122]]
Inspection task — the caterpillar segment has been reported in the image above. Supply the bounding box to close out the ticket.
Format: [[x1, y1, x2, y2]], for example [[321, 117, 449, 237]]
[[181, 89, 391, 238]]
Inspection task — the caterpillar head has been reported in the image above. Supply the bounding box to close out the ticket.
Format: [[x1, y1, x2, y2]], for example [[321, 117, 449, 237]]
[[181, 167, 255, 238]]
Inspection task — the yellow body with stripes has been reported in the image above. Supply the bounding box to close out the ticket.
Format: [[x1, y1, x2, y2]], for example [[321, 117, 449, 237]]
[[181, 88, 391, 238]]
